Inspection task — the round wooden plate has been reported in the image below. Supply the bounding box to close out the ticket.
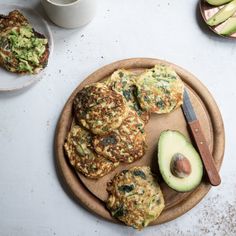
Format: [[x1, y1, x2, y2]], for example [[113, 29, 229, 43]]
[[55, 58, 225, 226], [199, 0, 236, 39]]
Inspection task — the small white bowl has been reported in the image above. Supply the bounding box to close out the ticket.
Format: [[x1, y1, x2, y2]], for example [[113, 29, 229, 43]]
[[41, 0, 96, 28]]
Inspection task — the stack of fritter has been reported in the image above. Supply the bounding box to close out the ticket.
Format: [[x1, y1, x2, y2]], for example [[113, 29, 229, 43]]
[[64, 82, 147, 178], [64, 64, 184, 179]]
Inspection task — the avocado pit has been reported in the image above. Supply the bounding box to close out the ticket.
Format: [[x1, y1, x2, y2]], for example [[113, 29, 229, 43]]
[[170, 153, 192, 178]]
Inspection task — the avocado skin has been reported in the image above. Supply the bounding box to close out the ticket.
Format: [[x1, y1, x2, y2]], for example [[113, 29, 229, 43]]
[[206, 0, 233, 6], [219, 16, 236, 35], [207, 0, 236, 26]]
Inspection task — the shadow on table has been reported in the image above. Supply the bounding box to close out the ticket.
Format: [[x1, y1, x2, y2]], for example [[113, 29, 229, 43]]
[[0, 82, 38, 99], [33, 2, 87, 40], [32, 1, 52, 27]]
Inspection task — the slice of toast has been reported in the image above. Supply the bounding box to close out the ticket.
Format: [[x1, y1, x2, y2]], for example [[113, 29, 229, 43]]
[[0, 10, 49, 74]]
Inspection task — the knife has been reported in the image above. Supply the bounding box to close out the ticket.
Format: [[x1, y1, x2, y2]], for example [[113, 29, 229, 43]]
[[182, 89, 221, 186]]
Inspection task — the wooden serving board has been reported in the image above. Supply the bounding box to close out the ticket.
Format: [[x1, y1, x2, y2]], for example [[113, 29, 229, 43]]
[[55, 58, 225, 226]]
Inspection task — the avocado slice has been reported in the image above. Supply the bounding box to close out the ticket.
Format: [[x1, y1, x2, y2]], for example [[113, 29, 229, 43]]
[[158, 130, 203, 192], [219, 16, 236, 35], [206, 0, 233, 6], [207, 0, 236, 26]]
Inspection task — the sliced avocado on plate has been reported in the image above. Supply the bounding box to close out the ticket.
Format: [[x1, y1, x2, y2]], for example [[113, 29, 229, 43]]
[[157, 130, 203, 192], [207, 0, 236, 26], [206, 0, 233, 6], [219, 16, 236, 35]]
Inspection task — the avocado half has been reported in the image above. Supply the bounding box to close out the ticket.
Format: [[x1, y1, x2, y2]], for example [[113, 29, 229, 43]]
[[158, 130, 203, 192]]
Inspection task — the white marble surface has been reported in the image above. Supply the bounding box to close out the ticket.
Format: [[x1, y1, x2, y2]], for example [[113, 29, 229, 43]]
[[0, 0, 236, 235]]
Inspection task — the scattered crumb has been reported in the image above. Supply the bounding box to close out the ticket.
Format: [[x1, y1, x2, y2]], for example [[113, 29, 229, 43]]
[[197, 195, 236, 235]]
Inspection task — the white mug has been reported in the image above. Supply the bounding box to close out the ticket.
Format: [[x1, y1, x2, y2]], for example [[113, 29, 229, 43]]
[[41, 0, 96, 28]]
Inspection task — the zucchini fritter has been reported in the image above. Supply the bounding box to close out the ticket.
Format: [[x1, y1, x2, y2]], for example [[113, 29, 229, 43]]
[[74, 83, 128, 135], [105, 69, 150, 123], [93, 109, 146, 163], [107, 166, 165, 230], [64, 125, 119, 179], [136, 64, 184, 114]]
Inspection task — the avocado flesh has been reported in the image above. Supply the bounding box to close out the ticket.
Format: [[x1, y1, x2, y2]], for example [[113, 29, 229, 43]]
[[158, 130, 203, 192], [207, 0, 236, 26], [206, 0, 233, 6], [1, 25, 48, 73], [219, 16, 236, 34]]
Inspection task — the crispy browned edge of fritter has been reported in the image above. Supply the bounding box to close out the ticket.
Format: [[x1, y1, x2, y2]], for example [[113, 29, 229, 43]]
[[0, 10, 29, 28], [0, 10, 50, 74]]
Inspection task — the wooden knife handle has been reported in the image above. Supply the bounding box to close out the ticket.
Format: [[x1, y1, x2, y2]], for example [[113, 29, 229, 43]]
[[189, 120, 221, 186]]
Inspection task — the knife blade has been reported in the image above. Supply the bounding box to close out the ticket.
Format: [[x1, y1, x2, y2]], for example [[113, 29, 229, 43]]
[[182, 89, 221, 186]]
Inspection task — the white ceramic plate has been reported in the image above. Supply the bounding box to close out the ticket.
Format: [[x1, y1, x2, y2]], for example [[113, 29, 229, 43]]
[[0, 4, 54, 92]]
